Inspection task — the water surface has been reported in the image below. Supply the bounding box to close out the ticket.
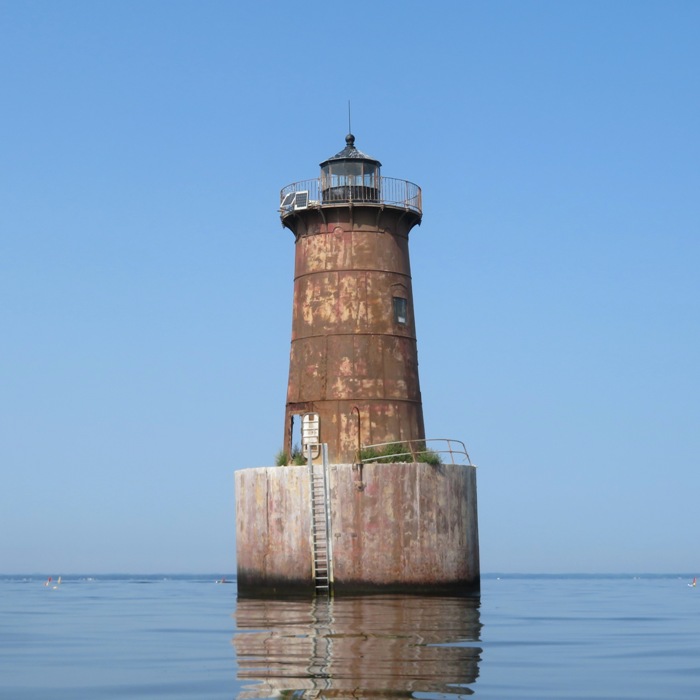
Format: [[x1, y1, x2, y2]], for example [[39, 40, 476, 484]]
[[1, 574, 699, 698]]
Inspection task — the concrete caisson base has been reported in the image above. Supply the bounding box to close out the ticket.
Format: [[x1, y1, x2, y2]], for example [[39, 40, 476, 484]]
[[235, 462, 479, 597]]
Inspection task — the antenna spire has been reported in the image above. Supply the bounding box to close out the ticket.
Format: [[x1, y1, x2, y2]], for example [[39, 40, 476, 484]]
[[348, 100, 352, 135]]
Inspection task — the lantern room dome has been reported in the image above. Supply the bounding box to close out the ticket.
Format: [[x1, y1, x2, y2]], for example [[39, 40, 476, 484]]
[[320, 133, 382, 168]]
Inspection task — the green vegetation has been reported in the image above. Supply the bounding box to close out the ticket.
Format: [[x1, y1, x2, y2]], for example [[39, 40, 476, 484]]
[[274, 444, 307, 466], [358, 442, 442, 466], [290, 444, 306, 465]]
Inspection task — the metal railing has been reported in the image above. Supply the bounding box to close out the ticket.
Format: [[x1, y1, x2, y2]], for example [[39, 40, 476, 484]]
[[280, 176, 422, 216], [357, 438, 474, 466]]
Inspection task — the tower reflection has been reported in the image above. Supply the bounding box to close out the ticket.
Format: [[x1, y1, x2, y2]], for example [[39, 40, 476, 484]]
[[233, 595, 482, 699]]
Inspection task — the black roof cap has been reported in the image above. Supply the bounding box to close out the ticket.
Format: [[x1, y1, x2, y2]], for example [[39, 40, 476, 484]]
[[320, 134, 381, 167]]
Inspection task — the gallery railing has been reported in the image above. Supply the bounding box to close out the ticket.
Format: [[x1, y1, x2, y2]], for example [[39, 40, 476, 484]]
[[280, 176, 422, 216]]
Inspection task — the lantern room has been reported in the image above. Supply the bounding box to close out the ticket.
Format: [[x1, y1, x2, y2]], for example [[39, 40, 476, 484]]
[[320, 133, 381, 203]]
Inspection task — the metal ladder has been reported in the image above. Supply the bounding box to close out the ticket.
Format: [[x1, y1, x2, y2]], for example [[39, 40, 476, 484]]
[[308, 443, 333, 595]]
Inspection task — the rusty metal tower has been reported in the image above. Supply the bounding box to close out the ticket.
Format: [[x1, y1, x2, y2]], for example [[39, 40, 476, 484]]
[[280, 134, 425, 463]]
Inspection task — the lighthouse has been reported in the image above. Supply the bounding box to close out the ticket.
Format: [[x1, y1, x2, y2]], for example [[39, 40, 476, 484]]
[[281, 134, 424, 463], [235, 135, 480, 596]]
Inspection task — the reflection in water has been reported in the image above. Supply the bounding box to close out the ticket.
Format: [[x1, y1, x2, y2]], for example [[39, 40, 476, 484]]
[[233, 595, 482, 699]]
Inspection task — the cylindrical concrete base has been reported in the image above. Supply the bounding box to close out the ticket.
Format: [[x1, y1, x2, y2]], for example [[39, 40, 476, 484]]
[[235, 462, 479, 597]]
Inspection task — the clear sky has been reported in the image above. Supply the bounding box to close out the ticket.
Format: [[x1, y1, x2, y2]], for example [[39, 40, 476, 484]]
[[1, 0, 698, 575]]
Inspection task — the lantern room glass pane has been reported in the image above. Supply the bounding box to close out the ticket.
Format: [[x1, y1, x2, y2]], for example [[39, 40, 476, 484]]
[[321, 161, 381, 203]]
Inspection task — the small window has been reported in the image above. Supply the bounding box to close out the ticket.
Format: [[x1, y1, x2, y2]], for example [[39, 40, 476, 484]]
[[393, 297, 407, 325]]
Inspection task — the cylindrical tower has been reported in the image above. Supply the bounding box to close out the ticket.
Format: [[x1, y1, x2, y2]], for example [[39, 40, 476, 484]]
[[280, 135, 424, 463]]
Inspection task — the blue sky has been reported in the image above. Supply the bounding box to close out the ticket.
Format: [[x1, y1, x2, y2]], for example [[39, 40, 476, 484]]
[[1, 0, 698, 574]]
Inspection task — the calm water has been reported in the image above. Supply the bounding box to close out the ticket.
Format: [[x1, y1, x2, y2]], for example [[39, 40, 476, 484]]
[[1, 574, 699, 698]]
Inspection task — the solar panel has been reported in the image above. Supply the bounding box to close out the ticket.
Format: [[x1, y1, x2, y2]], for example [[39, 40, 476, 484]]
[[294, 191, 309, 210]]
